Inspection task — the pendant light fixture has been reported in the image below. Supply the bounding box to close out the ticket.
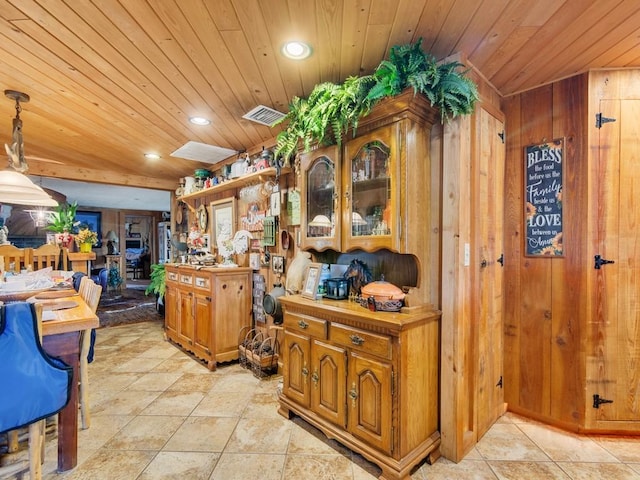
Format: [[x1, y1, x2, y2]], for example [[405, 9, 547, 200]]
[[0, 90, 58, 207]]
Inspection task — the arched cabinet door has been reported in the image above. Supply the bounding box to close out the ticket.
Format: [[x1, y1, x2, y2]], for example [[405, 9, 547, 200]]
[[300, 145, 341, 251], [342, 124, 398, 252]]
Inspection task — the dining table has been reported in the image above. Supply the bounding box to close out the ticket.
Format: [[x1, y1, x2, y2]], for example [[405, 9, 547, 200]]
[[36, 289, 99, 472]]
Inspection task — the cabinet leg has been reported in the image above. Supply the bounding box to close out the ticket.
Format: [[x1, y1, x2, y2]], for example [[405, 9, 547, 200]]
[[277, 404, 292, 419], [426, 448, 441, 465]]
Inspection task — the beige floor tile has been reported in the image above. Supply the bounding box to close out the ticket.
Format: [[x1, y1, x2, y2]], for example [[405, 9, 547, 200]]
[[76, 415, 134, 450], [476, 423, 550, 461], [283, 453, 355, 479], [487, 461, 571, 479], [242, 391, 282, 419], [126, 371, 184, 391], [591, 435, 640, 462], [423, 458, 498, 479], [191, 390, 250, 417], [50, 449, 155, 480], [224, 417, 292, 454], [140, 390, 205, 416], [163, 416, 239, 452], [210, 453, 285, 480], [168, 372, 220, 392], [102, 415, 185, 450], [138, 451, 219, 480], [557, 461, 640, 480], [350, 452, 383, 479], [137, 342, 182, 359], [519, 423, 620, 462], [91, 390, 161, 416], [287, 417, 351, 456], [628, 463, 640, 474], [112, 356, 167, 373], [152, 355, 211, 374], [88, 372, 141, 393]]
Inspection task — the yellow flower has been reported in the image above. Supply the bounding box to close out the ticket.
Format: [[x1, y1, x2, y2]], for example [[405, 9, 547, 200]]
[[75, 228, 98, 246]]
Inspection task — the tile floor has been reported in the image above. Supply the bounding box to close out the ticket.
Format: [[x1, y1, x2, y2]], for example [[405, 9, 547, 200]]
[[4, 318, 640, 479]]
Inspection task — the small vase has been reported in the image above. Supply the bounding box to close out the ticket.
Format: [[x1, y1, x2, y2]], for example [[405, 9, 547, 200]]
[[80, 242, 93, 253]]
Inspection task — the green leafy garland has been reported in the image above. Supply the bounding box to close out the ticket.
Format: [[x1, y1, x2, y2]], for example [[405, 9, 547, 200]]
[[274, 38, 478, 160]]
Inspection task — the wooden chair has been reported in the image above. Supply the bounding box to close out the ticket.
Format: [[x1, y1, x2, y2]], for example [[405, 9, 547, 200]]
[[0, 303, 72, 480], [0, 245, 32, 273], [31, 244, 62, 271], [77, 277, 102, 429]]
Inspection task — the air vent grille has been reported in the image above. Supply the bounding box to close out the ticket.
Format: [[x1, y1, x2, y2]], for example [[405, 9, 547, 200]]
[[242, 105, 286, 126]]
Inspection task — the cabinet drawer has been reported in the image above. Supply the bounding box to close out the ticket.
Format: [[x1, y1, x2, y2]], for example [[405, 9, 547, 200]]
[[284, 313, 327, 339], [330, 324, 392, 360], [179, 273, 193, 286], [193, 275, 210, 290], [167, 270, 179, 283]]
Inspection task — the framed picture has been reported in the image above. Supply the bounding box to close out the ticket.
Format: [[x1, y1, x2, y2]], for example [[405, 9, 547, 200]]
[[302, 262, 322, 300], [272, 255, 285, 274], [210, 198, 236, 246], [75, 210, 102, 247]]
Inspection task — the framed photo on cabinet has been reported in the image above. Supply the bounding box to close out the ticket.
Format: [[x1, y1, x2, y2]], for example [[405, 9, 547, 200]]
[[302, 262, 322, 300]]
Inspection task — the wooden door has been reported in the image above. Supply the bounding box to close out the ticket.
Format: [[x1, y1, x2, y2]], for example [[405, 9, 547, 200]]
[[589, 99, 640, 425], [164, 285, 177, 337], [310, 340, 347, 427], [347, 351, 392, 454], [474, 109, 505, 437], [283, 330, 311, 408], [213, 273, 249, 360]]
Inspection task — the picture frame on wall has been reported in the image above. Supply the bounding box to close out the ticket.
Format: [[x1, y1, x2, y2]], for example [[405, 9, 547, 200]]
[[75, 210, 102, 247], [210, 198, 236, 246], [301, 262, 322, 300]]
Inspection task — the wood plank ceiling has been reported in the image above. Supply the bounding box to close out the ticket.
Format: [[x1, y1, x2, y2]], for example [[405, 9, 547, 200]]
[[0, 0, 638, 191]]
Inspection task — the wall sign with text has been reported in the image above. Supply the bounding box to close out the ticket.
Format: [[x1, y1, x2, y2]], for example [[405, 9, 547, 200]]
[[525, 139, 563, 256]]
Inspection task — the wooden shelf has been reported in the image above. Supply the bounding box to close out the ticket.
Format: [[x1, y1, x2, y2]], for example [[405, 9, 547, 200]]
[[178, 167, 291, 206]]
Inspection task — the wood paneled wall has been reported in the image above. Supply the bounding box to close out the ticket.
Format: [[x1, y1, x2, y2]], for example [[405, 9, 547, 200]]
[[502, 75, 589, 429]]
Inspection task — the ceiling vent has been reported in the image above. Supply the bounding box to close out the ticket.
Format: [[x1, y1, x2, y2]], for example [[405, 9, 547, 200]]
[[242, 105, 286, 126], [170, 141, 237, 165]]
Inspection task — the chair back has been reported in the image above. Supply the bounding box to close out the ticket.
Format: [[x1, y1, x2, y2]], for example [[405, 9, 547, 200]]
[[78, 277, 102, 313], [0, 245, 32, 273], [31, 244, 62, 271], [0, 302, 73, 433]]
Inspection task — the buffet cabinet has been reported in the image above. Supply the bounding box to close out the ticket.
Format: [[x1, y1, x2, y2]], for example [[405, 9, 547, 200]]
[[164, 265, 252, 370], [278, 295, 441, 480]]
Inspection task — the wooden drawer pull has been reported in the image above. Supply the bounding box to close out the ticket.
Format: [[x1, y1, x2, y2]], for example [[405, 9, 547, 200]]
[[298, 320, 309, 329], [350, 334, 365, 346]]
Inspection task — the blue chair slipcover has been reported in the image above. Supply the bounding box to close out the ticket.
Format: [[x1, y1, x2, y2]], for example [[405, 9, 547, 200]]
[[0, 302, 73, 434]]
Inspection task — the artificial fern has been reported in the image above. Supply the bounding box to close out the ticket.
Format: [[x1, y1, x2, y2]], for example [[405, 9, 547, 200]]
[[274, 38, 479, 160]]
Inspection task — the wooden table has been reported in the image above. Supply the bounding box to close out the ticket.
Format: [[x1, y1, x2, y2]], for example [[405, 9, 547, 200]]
[[39, 292, 99, 472], [67, 252, 96, 275]]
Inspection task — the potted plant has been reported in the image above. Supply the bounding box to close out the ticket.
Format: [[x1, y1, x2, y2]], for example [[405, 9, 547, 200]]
[[45, 201, 78, 248], [74, 228, 98, 253], [145, 263, 166, 315]]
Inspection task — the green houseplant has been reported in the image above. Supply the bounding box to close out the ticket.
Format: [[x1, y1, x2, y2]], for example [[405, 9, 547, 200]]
[[45, 201, 78, 233], [145, 263, 166, 314], [274, 38, 478, 161]]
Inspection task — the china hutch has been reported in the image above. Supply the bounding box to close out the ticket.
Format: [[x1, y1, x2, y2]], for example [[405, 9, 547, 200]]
[[279, 90, 443, 480]]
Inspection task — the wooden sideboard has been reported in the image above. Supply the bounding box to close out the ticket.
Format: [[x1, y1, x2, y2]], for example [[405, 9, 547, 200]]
[[164, 264, 252, 370], [278, 295, 441, 480]]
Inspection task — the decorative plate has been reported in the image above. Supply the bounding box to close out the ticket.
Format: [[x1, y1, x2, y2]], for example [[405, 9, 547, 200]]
[[197, 204, 208, 232]]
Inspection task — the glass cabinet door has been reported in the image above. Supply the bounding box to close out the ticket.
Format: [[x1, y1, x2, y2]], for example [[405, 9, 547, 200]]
[[342, 126, 397, 252], [300, 145, 340, 251]]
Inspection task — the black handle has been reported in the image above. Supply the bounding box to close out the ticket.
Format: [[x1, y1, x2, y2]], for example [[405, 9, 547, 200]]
[[594, 255, 615, 269]]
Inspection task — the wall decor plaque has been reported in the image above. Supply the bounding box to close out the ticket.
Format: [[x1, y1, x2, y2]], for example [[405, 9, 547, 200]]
[[524, 138, 563, 256]]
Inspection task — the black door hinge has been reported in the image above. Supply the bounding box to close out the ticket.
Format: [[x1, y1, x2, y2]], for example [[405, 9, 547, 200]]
[[593, 394, 613, 409], [496, 376, 503, 388], [595, 113, 616, 128], [498, 131, 505, 143], [594, 255, 615, 269], [497, 254, 504, 267]]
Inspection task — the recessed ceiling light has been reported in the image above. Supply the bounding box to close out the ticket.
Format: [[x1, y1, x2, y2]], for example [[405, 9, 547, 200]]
[[282, 41, 312, 60], [189, 116, 211, 126], [144, 153, 160, 160]]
